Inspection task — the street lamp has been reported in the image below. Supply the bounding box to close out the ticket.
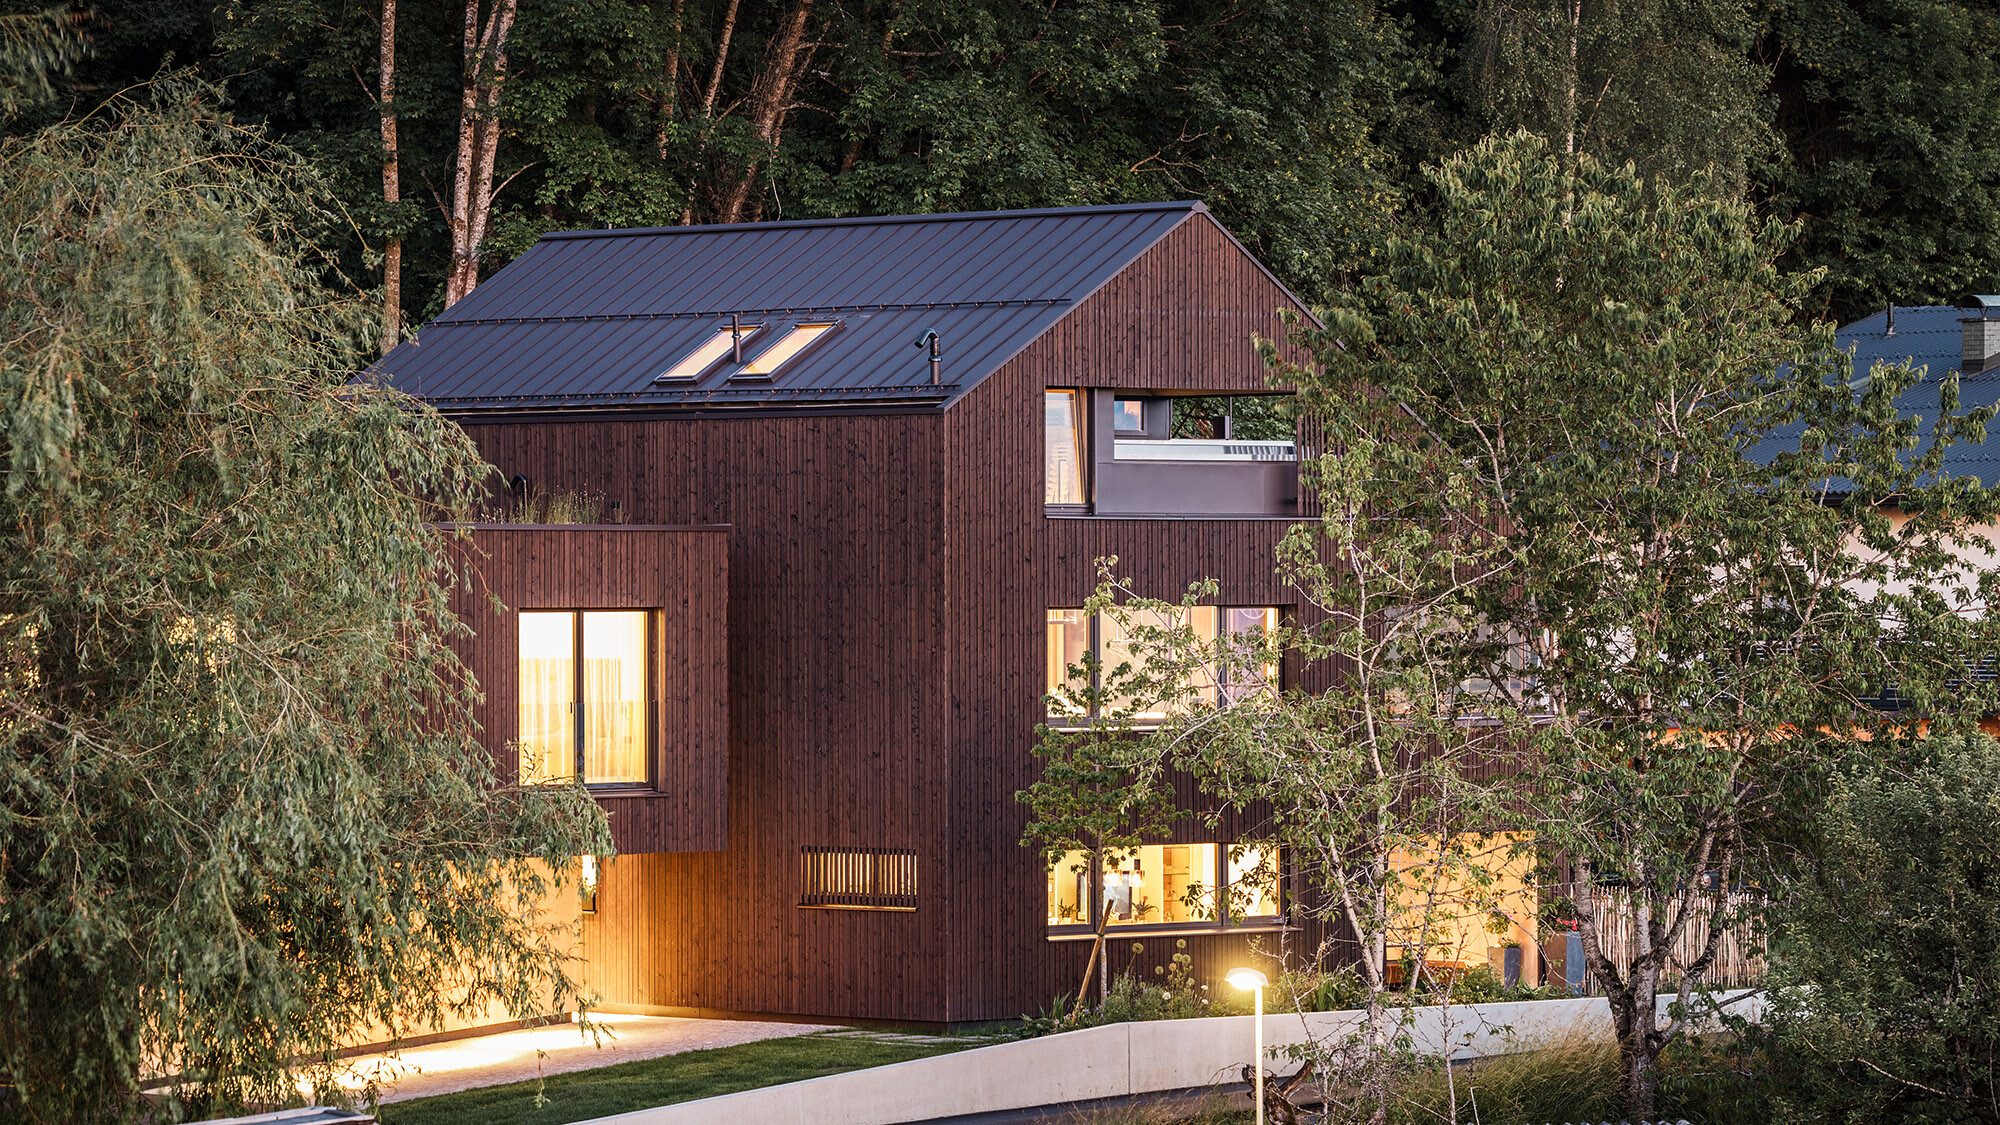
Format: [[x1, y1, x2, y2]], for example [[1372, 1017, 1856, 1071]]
[[1225, 966, 1269, 1125]]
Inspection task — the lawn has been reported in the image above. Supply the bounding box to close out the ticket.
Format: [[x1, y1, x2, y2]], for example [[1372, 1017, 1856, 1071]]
[[375, 1031, 976, 1125]]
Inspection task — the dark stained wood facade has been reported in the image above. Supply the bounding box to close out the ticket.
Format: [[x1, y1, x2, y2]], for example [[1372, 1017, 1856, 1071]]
[[451, 212, 1347, 1023], [448, 525, 730, 855]]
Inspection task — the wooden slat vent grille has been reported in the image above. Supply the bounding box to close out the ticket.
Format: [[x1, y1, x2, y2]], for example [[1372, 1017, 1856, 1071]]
[[800, 846, 918, 911]]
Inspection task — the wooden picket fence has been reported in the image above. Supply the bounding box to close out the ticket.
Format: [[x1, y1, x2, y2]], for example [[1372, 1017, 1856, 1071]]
[[1570, 888, 1763, 991]]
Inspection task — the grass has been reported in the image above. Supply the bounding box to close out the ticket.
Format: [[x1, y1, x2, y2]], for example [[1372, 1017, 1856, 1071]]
[[374, 1031, 975, 1125]]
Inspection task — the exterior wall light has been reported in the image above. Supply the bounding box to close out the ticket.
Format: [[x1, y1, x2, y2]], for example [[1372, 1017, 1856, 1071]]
[[1225, 966, 1269, 1125]]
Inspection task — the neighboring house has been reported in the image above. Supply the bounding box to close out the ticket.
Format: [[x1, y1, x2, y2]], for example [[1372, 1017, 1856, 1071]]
[[379, 202, 1346, 1024]]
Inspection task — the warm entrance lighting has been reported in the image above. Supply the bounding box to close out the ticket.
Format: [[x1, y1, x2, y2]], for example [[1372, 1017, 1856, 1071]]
[[1224, 967, 1267, 991], [1226, 967, 1269, 1125]]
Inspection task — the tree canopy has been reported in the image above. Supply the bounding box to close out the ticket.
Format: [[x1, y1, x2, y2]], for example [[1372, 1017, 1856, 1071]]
[[0, 80, 610, 1122]]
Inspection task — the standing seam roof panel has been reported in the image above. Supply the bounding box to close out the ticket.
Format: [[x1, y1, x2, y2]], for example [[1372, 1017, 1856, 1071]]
[[374, 202, 1302, 409]]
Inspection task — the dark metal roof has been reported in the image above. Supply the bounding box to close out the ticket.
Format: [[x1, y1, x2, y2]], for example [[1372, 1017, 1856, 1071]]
[[1745, 304, 2000, 487], [372, 202, 1283, 412]]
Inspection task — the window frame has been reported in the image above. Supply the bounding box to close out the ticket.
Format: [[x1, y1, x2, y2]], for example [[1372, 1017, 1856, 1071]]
[[654, 321, 765, 383], [518, 608, 657, 790], [1044, 842, 1290, 939], [1046, 605, 1283, 728], [731, 319, 843, 380], [1044, 388, 1089, 512]]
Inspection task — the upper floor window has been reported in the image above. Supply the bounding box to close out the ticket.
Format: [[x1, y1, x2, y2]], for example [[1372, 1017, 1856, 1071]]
[[519, 610, 651, 786], [1045, 389, 1085, 506], [1046, 606, 1279, 724]]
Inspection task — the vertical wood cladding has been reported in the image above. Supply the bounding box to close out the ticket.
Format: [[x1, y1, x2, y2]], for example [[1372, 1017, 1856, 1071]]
[[454, 211, 1346, 1024], [941, 213, 1345, 1021], [460, 412, 951, 1022], [446, 525, 729, 855]]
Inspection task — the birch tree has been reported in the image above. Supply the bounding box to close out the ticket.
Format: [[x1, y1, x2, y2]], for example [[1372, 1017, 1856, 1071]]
[[1282, 130, 2000, 1118], [376, 0, 401, 351], [443, 0, 516, 307]]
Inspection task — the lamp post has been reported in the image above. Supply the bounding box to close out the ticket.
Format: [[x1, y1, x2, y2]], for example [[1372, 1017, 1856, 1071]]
[[1224, 966, 1269, 1125]]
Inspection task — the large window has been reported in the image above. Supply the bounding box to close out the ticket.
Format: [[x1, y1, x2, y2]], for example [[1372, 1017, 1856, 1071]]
[[1046, 606, 1279, 723], [1046, 843, 1285, 934], [1045, 390, 1085, 506], [519, 610, 651, 786]]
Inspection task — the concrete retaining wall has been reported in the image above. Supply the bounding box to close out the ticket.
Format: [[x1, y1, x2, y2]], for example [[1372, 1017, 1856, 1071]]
[[584, 991, 1759, 1125]]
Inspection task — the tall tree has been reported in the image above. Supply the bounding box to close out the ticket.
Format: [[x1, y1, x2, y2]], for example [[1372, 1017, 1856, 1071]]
[[1464, 0, 1775, 193], [377, 0, 401, 351], [1281, 131, 2000, 1118], [0, 79, 610, 1122], [1025, 559, 1524, 1125], [1760, 0, 2000, 321], [444, 0, 516, 307]]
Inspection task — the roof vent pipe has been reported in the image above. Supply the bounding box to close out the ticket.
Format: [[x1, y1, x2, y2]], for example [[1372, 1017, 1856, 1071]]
[[914, 330, 941, 385], [1959, 295, 2000, 374], [1885, 302, 1896, 337], [731, 313, 746, 364]]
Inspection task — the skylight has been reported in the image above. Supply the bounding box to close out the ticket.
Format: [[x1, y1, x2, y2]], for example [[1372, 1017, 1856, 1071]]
[[735, 322, 839, 378], [654, 322, 762, 383]]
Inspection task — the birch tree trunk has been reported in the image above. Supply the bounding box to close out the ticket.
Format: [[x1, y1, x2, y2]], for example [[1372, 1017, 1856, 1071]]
[[443, 0, 518, 309], [717, 0, 816, 222], [377, 0, 400, 354]]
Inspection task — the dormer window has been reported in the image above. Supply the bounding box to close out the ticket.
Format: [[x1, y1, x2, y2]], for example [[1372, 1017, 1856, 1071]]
[[654, 322, 763, 383], [734, 321, 840, 379]]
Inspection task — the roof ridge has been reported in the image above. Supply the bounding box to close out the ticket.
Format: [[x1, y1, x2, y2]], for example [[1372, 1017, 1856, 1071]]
[[535, 200, 1207, 242]]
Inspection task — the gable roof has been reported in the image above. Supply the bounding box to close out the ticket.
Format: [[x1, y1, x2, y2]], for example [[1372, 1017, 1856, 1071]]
[[372, 201, 1305, 413]]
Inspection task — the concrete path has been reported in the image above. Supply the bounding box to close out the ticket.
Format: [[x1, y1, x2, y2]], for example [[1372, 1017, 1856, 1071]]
[[332, 1015, 839, 1104]]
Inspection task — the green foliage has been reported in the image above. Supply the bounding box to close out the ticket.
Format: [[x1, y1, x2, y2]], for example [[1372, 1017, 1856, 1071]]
[[1013, 940, 1251, 1038], [1762, 0, 2000, 320], [1276, 130, 2000, 1118], [0, 79, 611, 1122], [1463, 0, 1777, 193], [1764, 734, 2000, 1123], [0, 8, 85, 119]]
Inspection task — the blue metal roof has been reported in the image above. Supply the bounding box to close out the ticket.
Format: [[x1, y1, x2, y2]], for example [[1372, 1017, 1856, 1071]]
[[372, 202, 1282, 411], [1745, 304, 2000, 487]]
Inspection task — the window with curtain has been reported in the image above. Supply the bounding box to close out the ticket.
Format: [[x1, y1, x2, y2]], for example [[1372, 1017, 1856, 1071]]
[[1046, 606, 1281, 724], [1045, 389, 1085, 506], [519, 610, 651, 786]]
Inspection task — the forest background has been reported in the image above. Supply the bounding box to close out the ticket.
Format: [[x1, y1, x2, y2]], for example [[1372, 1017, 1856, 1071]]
[[9, 0, 1997, 341]]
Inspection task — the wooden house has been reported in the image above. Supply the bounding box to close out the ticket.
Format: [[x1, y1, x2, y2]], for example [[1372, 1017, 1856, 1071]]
[[379, 201, 1341, 1024]]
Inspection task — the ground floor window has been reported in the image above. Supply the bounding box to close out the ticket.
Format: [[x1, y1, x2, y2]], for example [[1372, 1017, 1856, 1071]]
[[1046, 843, 1284, 934]]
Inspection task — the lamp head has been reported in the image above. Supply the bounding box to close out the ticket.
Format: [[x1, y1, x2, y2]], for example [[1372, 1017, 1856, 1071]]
[[1224, 967, 1268, 992]]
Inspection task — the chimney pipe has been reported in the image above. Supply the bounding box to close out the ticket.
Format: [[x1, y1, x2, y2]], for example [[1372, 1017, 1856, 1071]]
[[1959, 295, 2000, 374], [731, 313, 745, 364], [1885, 302, 1896, 337], [914, 330, 941, 385]]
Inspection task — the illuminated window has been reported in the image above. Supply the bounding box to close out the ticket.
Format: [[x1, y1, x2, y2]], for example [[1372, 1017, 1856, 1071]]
[[655, 323, 762, 383], [1045, 843, 1284, 933], [518, 610, 651, 786], [737, 321, 839, 377], [1045, 390, 1085, 505], [1046, 606, 1280, 724], [800, 846, 918, 911]]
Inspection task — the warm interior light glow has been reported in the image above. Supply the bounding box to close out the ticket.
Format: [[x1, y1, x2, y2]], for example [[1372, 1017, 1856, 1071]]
[[656, 324, 760, 382], [739, 322, 837, 376], [1225, 967, 1268, 991], [579, 854, 598, 893]]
